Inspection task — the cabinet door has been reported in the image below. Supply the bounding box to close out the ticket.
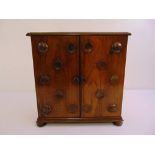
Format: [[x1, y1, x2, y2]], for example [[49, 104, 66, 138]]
[[31, 36, 80, 118], [80, 35, 128, 117]]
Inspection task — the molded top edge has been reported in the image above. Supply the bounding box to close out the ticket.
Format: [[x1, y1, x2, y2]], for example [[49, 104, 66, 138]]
[[26, 32, 131, 36]]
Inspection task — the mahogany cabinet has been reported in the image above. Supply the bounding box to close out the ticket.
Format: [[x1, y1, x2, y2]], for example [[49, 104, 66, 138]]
[[26, 32, 131, 127]]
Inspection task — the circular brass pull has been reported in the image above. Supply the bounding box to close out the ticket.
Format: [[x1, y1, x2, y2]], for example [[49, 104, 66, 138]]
[[39, 104, 52, 116], [67, 43, 76, 54], [73, 75, 86, 85], [110, 75, 119, 84], [38, 42, 48, 53], [96, 60, 107, 70], [55, 90, 64, 99], [73, 76, 80, 84], [38, 75, 50, 85], [54, 58, 63, 71], [95, 89, 104, 99], [84, 42, 93, 53], [108, 104, 117, 112], [110, 42, 122, 54]]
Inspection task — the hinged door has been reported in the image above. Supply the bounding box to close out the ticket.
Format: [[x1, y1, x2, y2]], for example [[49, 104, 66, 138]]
[[80, 35, 128, 117], [31, 35, 80, 118]]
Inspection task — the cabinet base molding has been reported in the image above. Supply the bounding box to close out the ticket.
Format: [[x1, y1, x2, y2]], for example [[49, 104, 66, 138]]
[[36, 116, 123, 127]]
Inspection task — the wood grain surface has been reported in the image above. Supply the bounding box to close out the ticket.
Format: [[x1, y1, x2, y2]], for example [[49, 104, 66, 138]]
[[28, 33, 130, 126], [31, 35, 80, 118], [80, 35, 128, 117]]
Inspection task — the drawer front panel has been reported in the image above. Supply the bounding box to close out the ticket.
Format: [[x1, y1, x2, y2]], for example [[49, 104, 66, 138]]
[[31, 36, 80, 118], [80, 35, 128, 117]]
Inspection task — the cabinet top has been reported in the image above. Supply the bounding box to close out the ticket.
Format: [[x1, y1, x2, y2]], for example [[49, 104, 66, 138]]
[[26, 32, 131, 36]]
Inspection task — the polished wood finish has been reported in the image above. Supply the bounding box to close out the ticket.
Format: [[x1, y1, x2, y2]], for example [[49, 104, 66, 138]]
[[27, 32, 131, 36], [31, 35, 80, 118], [80, 35, 128, 118], [27, 32, 131, 127]]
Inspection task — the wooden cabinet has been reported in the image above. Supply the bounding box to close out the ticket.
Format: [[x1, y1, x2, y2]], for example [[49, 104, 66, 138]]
[[26, 32, 131, 127]]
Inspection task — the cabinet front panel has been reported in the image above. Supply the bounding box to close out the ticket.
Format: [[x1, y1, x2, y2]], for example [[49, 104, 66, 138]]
[[80, 36, 128, 118], [31, 36, 80, 118]]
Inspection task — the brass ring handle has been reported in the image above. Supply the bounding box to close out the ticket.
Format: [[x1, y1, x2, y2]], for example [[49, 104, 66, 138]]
[[38, 75, 50, 85], [54, 58, 63, 71], [95, 89, 104, 99], [39, 104, 52, 116], [110, 75, 119, 84], [38, 42, 48, 53], [73, 76, 79, 83], [96, 60, 107, 70], [108, 104, 117, 112], [55, 90, 64, 99], [67, 43, 76, 54], [73, 75, 86, 85], [84, 42, 93, 53], [110, 42, 122, 54]]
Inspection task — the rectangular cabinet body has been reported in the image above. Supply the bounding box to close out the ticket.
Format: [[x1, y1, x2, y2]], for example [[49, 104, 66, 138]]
[[27, 32, 131, 127]]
